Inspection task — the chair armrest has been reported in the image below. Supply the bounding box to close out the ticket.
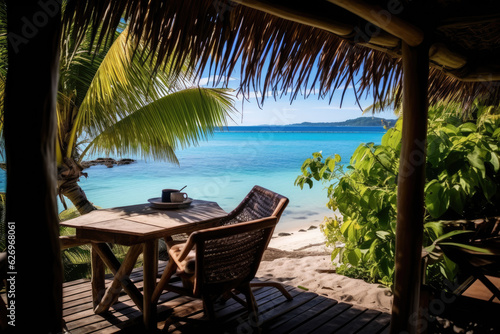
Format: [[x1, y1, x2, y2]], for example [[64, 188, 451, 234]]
[[168, 237, 196, 266], [165, 239, 187, 249], [190, 216, 278, 243]]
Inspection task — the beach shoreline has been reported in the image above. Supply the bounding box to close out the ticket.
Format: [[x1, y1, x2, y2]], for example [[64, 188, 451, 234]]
[[270, 224, 327, 252], [263, 224, 393, 313]]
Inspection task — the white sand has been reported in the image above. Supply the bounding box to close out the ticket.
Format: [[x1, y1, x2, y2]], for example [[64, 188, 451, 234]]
[[269, 227, 327, 252], [259, 226, 393, 313]]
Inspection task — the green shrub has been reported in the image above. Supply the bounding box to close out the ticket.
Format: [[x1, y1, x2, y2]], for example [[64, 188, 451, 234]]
[[295, 103, 500, 288]]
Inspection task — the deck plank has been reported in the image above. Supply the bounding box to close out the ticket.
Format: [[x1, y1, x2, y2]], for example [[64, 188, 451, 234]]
[[220, 287, 313, 334], [379, 324, 391, 334], [255, 288, 318, 325], [266, 296, 337, 334], [312, 304, 366, 334], [288, 302, 352, 334], [335, 308, 383, 334], [169, 285, 298, 331], [34, 264, 393, 333], [356, 312, 391, 334]]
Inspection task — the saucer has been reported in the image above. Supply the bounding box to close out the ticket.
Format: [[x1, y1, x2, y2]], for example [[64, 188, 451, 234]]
[[147, 197, 193, 209]]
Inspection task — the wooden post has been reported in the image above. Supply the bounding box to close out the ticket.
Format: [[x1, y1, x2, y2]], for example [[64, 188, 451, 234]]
[[94, 244, 144, 314], [91, 243, 145, 312], [4, 2, 62, 332], [390, 41, 429, 333], [143, 239, 158, 331], [327, 0, 424, 46], [91, 244, 106, 309]]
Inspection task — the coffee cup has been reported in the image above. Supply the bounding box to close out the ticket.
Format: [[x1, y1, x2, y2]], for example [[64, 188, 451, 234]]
[[161, 189, 178, 202], [170, 192, 188, 203]]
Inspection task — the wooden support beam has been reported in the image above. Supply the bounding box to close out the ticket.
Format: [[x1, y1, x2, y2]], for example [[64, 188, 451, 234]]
[[91, 245, 106, 309], [232, 0, 351, 35], [447, 67, 500, 82], [231, 0, 399, 47], [390, 41, 429, 333], [60, 235, 90, 250], [4, 2, 62, 332], [92, 243, 145, 313], [429, 43, 466, 69], [327, 0, 424, 46], [234, 0, 498, 79], [94, 244, 143, 314]]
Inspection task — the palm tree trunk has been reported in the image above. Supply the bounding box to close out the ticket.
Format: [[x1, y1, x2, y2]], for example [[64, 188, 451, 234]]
[[58, 158, 97, 215], [59, 177, 98, 215]]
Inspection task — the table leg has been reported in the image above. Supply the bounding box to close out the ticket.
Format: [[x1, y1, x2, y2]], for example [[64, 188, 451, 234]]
[[92, 243, 144, 314], [143, 239, 158, 330], [91, 243, 106, 309]]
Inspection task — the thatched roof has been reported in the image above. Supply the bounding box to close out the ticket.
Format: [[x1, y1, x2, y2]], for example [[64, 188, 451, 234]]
[[62, 0, 500, 109]]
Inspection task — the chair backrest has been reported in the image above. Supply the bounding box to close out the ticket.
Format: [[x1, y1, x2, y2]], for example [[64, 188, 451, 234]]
[[218, 185, 289, 226], [190, 217, 277, 296], [189, 186, 289, 296], [441, 216, 500, 271]]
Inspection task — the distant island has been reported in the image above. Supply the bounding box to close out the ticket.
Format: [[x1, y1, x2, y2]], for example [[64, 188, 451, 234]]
[[289, 117, 395, 127], [224, 116, 397, 132]]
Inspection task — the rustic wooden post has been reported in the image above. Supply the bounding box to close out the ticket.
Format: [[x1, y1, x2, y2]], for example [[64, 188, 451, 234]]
[[143, 239, 158, 330], [91, 243, 145, 312], [4, 1, 62, 332], [91, 244, 106, 309], [390, 41, 429, 333], [93, 244, 144, 314]]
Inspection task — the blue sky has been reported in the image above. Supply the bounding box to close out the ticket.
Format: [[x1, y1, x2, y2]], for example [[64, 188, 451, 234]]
[[199, 74, 398, 126]]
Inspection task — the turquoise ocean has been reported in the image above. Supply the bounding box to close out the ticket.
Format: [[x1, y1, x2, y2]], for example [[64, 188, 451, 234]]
[[0, 126, 386, 232]]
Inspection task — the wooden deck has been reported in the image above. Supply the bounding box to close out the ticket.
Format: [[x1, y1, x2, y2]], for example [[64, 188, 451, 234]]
[[61, 262, 391, 333]]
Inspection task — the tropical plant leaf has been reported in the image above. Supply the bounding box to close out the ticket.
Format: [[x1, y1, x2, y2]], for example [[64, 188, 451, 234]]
[[75, 28, 188, 138], [296, 104, 500, 289], [84, 87, 234, 162], [433, 229, 473, 243], [438, 242, 494, 254], [425, 180, 450, 218]]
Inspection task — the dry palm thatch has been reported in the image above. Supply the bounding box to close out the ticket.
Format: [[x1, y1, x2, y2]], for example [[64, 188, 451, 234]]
[[62, 0, 500, 112]]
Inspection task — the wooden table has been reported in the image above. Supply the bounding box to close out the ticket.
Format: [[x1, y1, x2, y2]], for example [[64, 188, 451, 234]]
[[61, 200, 227, 330]]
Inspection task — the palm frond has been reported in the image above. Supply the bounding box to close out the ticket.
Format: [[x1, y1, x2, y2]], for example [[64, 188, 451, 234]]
[[84, 87, 235, 163], [75, 27, 191, 140]]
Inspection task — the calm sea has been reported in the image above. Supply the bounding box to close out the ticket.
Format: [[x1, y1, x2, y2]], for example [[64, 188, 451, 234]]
[[0, 126, 386, 232]]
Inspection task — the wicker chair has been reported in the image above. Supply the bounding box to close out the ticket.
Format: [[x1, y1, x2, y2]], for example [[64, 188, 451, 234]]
[[440, 217, 500, 301], [152, 185, 291, 322]]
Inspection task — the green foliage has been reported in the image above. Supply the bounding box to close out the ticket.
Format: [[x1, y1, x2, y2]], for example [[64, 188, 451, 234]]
[[0, 10, 236, 213], [59, 207, 81, 222], [295, 103, 500, 288], [56, 24, 236, 165], [424, 105, 500, 219]]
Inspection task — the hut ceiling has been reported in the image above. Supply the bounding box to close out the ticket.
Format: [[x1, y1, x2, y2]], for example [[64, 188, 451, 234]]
[[62, 0, 500, 110]]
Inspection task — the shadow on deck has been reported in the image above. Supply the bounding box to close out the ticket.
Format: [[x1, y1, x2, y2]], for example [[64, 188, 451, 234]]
[[62, 262, 391, 333], [425, 275, 500, 333]]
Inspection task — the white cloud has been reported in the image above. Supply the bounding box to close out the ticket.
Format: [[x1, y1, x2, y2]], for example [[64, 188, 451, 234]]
[[235, 88, 299, 101], [234, 90, 271, 101], [336, 85, 354, 90], [312, 106, 362, 111], [198, 76, 238, 86]]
